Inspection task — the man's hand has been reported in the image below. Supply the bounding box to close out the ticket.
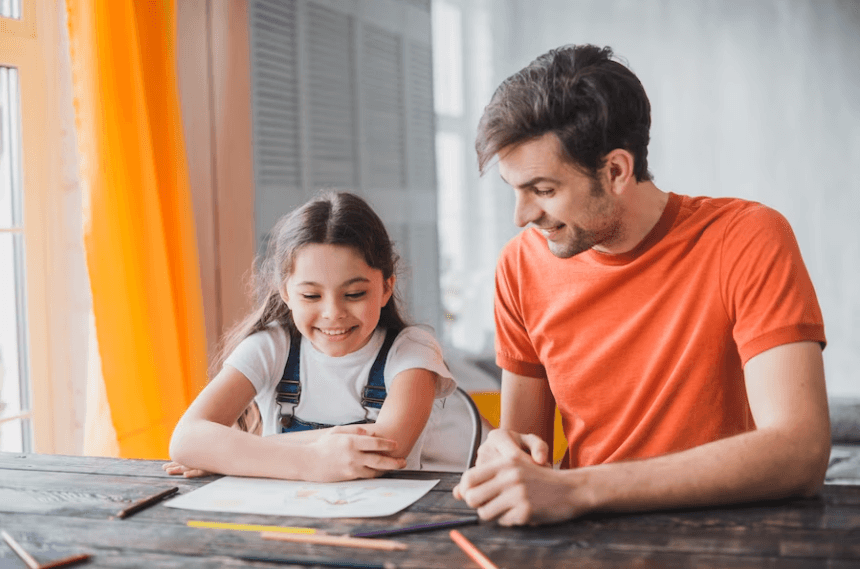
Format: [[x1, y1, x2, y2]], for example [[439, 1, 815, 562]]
[[300, 425, 407, 482], [453, 433, 590, 526], [473, 428, 552, 467]]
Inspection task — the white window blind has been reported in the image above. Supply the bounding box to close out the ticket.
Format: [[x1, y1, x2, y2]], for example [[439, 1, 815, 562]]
[[248, 0, 441, 333]]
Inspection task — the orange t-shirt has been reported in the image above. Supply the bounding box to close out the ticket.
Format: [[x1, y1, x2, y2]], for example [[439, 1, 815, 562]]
[[495, 193, 826, 468]]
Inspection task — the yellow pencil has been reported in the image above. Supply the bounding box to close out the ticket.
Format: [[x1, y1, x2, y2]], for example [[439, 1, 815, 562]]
[[187, 520, 320, 534]]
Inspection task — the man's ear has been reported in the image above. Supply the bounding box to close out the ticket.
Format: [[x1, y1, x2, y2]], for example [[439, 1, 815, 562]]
[[604, 149, 635, 195]]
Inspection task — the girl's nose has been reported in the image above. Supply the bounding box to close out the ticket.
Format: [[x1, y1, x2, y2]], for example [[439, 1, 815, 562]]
[[322, 297, 347, 319], [514, 192, 541, 228]]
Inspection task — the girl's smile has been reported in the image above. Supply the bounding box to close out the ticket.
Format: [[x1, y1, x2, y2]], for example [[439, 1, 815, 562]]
[[282, 243, 395, 357]]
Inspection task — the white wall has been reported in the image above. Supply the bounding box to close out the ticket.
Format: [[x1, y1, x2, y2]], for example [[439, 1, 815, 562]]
[[443, 0, 860, 396]]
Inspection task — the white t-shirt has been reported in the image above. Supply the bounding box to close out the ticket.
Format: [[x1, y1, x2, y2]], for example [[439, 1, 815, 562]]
[[224, 325, 457, 469]]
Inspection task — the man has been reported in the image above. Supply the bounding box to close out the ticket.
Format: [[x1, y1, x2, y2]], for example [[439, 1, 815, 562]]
[[453, 44, 830, 526]]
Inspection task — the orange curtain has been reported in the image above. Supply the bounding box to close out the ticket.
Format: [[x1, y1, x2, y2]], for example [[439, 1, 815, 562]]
[[67, 0, 208, 458]]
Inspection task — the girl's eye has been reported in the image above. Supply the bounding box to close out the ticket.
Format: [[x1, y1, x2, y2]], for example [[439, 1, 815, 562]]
[[345, 291, 367, 300], [301, 294, 320, 300]]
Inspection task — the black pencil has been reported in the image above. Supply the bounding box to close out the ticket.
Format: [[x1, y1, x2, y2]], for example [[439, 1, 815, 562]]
[[114, 486, 179, 519], [350, 515, 479, 538]]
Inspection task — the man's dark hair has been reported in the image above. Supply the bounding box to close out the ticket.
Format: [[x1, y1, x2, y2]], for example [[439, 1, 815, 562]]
[[476, 44, 652, 182]]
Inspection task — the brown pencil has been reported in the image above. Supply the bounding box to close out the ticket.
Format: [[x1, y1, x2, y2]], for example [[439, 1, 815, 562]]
[[114, 486, 179, 519], [260, 531, 408, 551], [37, 553, 92, 569]]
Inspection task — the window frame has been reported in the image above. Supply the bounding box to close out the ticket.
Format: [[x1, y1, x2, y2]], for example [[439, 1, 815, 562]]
[[1, 0, 64, 453]]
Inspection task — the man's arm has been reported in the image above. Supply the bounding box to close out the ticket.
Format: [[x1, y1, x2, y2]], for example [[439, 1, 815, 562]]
[[455, 341, 830, 525], [500, 370, 556, 446], [468, 370, 556, 465]]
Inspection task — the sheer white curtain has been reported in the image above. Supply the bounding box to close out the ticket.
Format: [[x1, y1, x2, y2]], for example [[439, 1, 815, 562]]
[[433, 0, 511, 358]]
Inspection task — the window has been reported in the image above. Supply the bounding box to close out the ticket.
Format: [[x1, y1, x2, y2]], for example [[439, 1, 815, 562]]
[[1, 0, 22, 19], [432, 0, 500, 353], [0, 0, 33, 452], [1, 0, 60, 453], [0, 65, 31, 452]]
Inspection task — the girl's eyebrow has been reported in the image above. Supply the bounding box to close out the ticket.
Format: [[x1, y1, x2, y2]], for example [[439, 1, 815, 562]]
[[295, 276, 371, 287]]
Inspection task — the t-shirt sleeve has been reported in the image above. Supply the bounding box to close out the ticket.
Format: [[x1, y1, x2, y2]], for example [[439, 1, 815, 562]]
[[494, 240, 547, 378], [385, 326, 457, 398], [721, 204, 826, 365], [223, 326, 290, 397]]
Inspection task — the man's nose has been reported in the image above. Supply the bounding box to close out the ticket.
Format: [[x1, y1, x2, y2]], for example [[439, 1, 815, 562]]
[[514, 192, 540, 228]]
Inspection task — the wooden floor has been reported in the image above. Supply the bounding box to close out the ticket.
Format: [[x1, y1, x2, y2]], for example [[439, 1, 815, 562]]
[[1, 452, 859, 568]]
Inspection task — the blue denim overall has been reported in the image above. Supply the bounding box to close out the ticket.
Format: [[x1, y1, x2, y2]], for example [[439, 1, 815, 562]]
[[277, 328, 399, 433]]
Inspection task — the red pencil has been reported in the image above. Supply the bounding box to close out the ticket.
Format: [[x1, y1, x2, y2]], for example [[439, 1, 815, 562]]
[[449, 530, 499, 569]]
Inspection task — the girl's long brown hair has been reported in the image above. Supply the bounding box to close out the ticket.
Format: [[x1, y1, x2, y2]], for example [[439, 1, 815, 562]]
[[213, 191, 407, 432]]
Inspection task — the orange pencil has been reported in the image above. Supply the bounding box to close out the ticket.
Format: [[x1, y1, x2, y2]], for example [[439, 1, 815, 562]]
[[261, 531, 407, 551], [449, 530, 499, 569]]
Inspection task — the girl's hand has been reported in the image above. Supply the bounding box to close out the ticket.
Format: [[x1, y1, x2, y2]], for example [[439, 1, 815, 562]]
[[162, 461, 214, 478], [302, 425, 407, 482]]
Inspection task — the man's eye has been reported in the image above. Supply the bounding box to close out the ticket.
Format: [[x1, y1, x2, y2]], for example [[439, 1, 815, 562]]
[[345, 291, 367, 300], [534, 188, 554, 197]]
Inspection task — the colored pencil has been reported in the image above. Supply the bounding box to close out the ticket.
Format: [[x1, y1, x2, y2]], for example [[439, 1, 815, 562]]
[[36, 553, 92, 569], [449, 530, 499, 569], [188, 520, 319, 534], [1, 531, 91, 569], [114, 486, 179, 519], [351, 515, 479, 538], [236, 554, 397, 568], [1, 531, 40, 569], [261, 531, 407, 551]]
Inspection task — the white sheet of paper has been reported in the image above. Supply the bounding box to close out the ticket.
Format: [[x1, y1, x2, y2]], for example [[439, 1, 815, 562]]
[[165, 476, 439, 518]]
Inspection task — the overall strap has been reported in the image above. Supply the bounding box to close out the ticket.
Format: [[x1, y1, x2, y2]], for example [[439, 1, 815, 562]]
[[276, 334, 302, 428], [360, 328, 399, 410]]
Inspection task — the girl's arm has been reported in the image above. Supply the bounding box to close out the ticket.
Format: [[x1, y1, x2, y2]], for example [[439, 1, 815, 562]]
[[169, 365, 406, 481], [360, 368, 438, 458]]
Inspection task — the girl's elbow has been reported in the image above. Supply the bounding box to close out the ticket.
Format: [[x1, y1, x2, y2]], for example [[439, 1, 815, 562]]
[[168, 434, 185, 465], [168, 422, 193, 465]]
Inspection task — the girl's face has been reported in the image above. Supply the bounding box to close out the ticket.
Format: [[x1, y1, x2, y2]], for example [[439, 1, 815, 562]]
[[281, 243, 395, 357]]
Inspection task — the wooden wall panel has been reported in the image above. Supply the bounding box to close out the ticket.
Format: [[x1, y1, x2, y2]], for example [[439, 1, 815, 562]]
[[178, 0, 255, 373], [176, 0, 219, 366], [210, 0, 256, 339]]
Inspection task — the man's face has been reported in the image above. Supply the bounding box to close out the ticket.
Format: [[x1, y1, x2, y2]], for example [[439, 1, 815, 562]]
[[498, 133, 624, 258]]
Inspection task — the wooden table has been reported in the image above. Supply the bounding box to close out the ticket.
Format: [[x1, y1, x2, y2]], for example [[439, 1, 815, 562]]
[[1, 452, 859, 568]]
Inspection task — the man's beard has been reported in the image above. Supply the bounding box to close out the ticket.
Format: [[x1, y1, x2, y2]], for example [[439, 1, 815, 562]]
[[545, 178, 623, 259]]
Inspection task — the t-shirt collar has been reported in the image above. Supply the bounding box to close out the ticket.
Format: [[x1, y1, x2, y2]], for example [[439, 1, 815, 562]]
[[584, 192, 682, 266]]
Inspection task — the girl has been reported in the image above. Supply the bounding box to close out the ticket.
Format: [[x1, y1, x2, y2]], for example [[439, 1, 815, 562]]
[[166, 191, 456, 482]]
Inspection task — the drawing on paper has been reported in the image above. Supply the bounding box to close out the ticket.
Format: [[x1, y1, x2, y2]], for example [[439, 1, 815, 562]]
[[165, 476, 439, 518]]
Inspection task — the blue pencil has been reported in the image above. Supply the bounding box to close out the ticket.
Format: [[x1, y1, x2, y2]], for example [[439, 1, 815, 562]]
[[350, 515, 479, 538]]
